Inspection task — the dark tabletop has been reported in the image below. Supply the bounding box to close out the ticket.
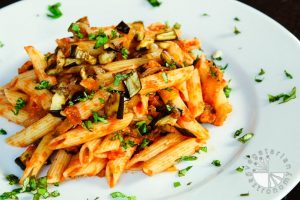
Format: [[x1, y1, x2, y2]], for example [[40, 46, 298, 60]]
[[0, 0, 299, 199]]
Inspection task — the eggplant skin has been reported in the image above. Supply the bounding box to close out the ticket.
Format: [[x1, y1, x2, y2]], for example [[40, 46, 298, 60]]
[[116, 21, 130, 34]]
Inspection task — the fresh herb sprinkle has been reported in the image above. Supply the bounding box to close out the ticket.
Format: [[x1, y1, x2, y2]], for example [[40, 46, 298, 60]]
[[0, 128, 7, 135], [178, 166, 193, 177], [147, 0, 161, 7], [238, 133, 254, 143], [47, 2, 62, 19], [284, 70, 293, 79], [211, 160, 221, 167], [173, 181, 181, 188], [268, 87, 296, 104]]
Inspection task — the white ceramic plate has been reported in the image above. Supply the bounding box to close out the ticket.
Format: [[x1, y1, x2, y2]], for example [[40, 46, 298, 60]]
[[0, 0, 299, 199]]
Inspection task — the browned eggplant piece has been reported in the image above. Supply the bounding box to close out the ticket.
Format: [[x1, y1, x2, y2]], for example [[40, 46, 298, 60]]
[[116, 21, 130, 34], [123, 71, 141, 98], [14, 145, 36, 170], [104, 91, 124, 119]]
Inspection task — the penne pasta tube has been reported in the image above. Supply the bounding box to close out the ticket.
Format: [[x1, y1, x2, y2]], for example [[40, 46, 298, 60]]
[[16, 70, 37, 81], [4, 89, 28, 106], [48, 113, 134, 149], [126, 131, 186, 169], [55, 118, 74, 135], [139, 66, 194, 94], [106, 137, 139, 188], [94, 134, 120, 158], [159, 88, 209, 140], [79, 138, 102, 165], [6, 114, 62, 147], [186, 68, 205, 117], [175, 81, 189, 102], [20, 133, 54, 183], [102, 58, 149, 71], [47, 150, 72, 184], [15, 78, 53, 110], [24, 46, 57, 85], [143, 138, 204, 176], [63, 154, 107, 178], [0, 95, 30, 126]]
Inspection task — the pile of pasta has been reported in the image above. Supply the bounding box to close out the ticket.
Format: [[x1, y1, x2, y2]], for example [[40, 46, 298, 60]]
[[0, 17, 232, 188]]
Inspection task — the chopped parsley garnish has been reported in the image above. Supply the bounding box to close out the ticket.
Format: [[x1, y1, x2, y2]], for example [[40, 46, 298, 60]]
[[112, 133, 136, 150], [166, 104, 173, 112], [219, 63, 228, 72], [211, 160, 221, 167], [238, 133, 254, 143], [53, 182, 59, 187], [173, 22, 181, 29], [284, 70, 293, 79], [187, 182, 192, 186], [35, 80, 51, 90], [93, 112, 108, 124], [71, 24, 83, 39], [94, 33, 109, 49], [12, 98, 26, 115], [110, 191, 136, 200], [234, 17, 240, 21], [136, 121, 149, 135], [114, 72, 132, 86], [177, 156, 198, 162], [240, 192, 250, 197], [246, 155, 250, 158], [0, 176, 60, 200], [47, 2, 62, 19], [82, 120, 93, 131], [147, 115, 153, 120], [268, 87, 296, 104], [147, 0, 161, 7], [236, 166, 245, 173], [234, 26, 241, 35], [88, 34, 96, 40], [99, 98, 105, 104], [111, 29, 118, 39], [162, 72, 168, 83], [233, 128, 243, 138], [0, 128, 7, 135], [173, 181, 181, 188], [178, 166, 192, 177], [140, 138, 151, 149], [202, 13, 209, 16], [6, 174, 19, 185], [200, 146, 207, 152], [121, 47, 129, 59], [223, 80, 232, 98], [255, 68, 265, 82], [68, 101, 74, 106], [0, 41, 4, 48], [78, 91, 95, 102]]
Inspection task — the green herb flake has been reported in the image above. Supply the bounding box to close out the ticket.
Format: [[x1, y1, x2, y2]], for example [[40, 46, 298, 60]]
[[114, 72, 132, 86], [233, 128, 243, 138], [246, 155, 250, 158], [236, 166, 245, 173], [53, 182, 59, 187], [187, 182, 192, 186], [202, 13, 209, 16], [268, 87, 297, 104], [82, 120, 93, 131], [99, 98, 105, 104], [173, 22, 181, 29], [199, 146, 207, 153], [178, 166, 193, 177], [220, 63, 228, 72], [121, 47, 129, 59], [94, 33, 109, 49], [93, 112, 108, 124], [35, 80, 51, 90], [284, 70, 293, 79], [50, 190, 60, 197], [110, 191, 136, 200], [78, 91, 95, 102], [0, 128, 7, 135], [147, 115, 153, 120], [88, 34, 96, 40], [255, 68, 265, 82], [234, 26, 241, 35], [166, 104, 173, 112], [0, 41, 4, 48], [136, 121, 149, 135], [140, 138, 151, 149], [240, 192, 250, 197], [147, 0, 161, 7], [223, 80, 232, 98], [111, 29, 118, 39], [173, 181, 181, 188], [47, 2, 62, 19], [162, 72, 168, 83], [238, 133, 254, 143], [6, 174, 20, 185], [12, 98, 26, 115], [211, 160, 221, 167], [234, 17, 240, 21], [177, 156, 198, 162], [71, 23, 83, 39]]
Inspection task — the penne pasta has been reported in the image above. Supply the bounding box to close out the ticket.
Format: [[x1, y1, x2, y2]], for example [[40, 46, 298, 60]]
[[24, 46, 57, 85], [48, 113, 134, 149], [94, 134, 120, 158], [143, 138, 204, 176], [126, 131, 186, 169], [139, 66, 194, 94], [47, 150, 72, 184], [175, 81, 189, 102], [102, 58, 149, 72], [6, 114, 62, 147], [16, 70, 37, 81], [20, 133, 54, 183], [79, 138, 102, 165], [106, 137, 139, 187], [4, 89, 28, 106]]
